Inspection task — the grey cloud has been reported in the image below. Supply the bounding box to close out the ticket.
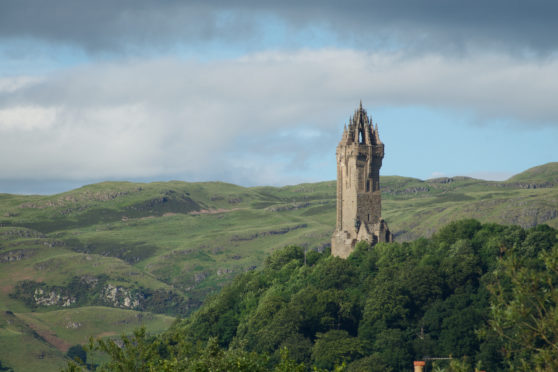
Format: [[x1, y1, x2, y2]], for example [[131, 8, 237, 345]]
[[1, 49, 557, 185], [0, 1, 238, 51], [1, 1, 557, 54]]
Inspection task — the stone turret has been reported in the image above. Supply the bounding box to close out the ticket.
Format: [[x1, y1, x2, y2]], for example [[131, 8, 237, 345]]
[[331, 102, 392, 258]]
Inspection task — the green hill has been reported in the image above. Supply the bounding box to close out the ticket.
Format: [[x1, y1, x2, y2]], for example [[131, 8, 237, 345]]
[[0, 162, 557, 370]]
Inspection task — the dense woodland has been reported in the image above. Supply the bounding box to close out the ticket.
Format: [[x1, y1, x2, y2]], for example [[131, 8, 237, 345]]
[[64, 220, 558, 371]]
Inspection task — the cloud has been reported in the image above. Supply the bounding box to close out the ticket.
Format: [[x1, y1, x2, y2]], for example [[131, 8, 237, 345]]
[[1, 49, 557, 185], [0, 105, 57, 131], [1, 1, 557, 54]]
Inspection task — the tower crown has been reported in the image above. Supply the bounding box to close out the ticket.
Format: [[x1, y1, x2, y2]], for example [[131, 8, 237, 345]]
[[342, 104, 382, 146]]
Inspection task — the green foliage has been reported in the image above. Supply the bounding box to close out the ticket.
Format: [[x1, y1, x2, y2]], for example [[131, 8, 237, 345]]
[[312, 330, 364, 369], [68, 328, 297, 372], [264, 245, 305, 270], [83, 220, 558, 371], [434, 219, 482, 246], [488, 229, 558, 371], [0, 360, 13, 372], [274, 348, 307, 372], [66, 344, 87, 364], [87, 328, 165, 372]]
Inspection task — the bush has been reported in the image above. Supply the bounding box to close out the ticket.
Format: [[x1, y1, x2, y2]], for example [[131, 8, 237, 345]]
[[66, 344, 87, 364]]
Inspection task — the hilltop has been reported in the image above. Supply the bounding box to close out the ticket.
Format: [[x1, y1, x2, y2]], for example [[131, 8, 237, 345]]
[[0, 162, 557, 370], [507, 161, 558, 185]]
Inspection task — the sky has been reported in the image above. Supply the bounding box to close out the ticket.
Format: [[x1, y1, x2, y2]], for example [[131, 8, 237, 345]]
[[1, 1, 557, 194]]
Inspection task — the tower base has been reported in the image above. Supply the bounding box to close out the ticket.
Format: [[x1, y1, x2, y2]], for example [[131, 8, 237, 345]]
[[331, 219, 392, 258]]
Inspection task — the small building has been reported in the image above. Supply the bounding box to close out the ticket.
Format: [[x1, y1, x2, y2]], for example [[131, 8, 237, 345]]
[[331, 102, 392, 258]]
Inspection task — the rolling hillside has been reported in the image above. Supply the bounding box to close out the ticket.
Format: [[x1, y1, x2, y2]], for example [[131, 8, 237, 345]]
[[0, 162, 557, 370]]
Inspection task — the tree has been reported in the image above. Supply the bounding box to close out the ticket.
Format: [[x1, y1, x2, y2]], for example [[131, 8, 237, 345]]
[[489, 241, 558, 370], [89, 327, 158, 372], [66, 344, 87, 364], [0, 360, 13, 372], [312, 330, 364, 370]]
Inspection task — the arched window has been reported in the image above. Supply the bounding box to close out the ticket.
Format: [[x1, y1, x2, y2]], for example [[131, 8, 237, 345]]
[[358, 130, 363, 143]]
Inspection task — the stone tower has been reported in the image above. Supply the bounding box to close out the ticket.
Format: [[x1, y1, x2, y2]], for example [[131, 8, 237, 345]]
[[331, 102, 392, 258]]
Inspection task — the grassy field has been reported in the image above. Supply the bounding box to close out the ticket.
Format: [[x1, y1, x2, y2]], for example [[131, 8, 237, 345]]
[[0, 162, 557, 370], [0, 307, 174, 371]]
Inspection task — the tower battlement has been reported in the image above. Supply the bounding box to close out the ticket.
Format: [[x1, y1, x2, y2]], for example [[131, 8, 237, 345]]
[[331, 102, 392, 258]]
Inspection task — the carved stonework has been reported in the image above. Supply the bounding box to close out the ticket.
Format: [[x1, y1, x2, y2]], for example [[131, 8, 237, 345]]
[[331, 102, 393, 258]]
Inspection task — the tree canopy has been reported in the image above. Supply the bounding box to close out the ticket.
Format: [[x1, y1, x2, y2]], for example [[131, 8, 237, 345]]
[[70, 220, 558, 371]]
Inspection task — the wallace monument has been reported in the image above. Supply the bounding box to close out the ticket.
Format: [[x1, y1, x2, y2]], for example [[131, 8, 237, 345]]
[[331, 102, 393, 258]]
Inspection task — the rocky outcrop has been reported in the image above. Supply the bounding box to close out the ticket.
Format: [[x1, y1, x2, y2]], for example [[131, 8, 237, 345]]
[[0, 228, 45, 240], [382, 186, 430, 195], [0, 249, 36, 262], [33, 288, 75, 307], [216, 268, 233, 276], [503, 181, 557, 190], [101, 284, 142, 309], [65, 321, 82, 329]]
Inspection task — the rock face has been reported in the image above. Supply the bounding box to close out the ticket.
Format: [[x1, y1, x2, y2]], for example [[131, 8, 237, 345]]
[[331, 103, 392, 258], [33, 288, 75, 307], [102, 284, 141, 309], [0, 249, 36, 262]]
